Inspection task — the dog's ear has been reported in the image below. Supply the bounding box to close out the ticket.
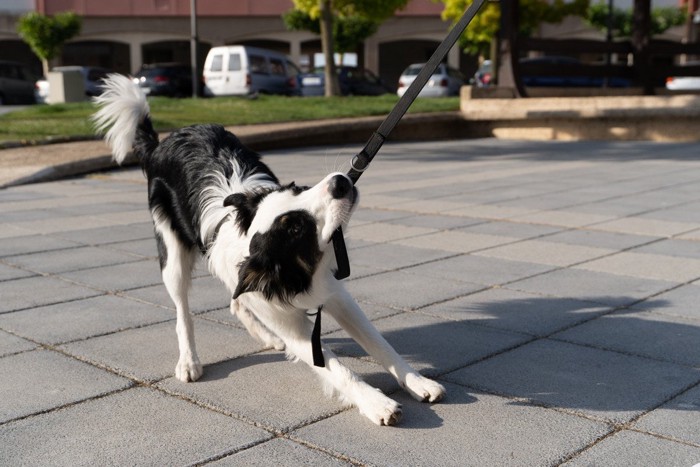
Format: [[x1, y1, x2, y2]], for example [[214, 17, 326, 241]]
[[232, 232, 269, 299], [225, 192, 265, 235]]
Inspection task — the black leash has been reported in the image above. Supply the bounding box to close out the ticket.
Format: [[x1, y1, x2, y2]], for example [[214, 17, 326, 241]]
[[310, 0, 488, 367]]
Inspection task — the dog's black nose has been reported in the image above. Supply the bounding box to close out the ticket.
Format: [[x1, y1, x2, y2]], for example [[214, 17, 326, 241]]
[[329, 174, 352, 199]]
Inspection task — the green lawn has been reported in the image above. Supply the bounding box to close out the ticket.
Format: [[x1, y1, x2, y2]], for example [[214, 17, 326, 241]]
[[0, 94, 459, 144]]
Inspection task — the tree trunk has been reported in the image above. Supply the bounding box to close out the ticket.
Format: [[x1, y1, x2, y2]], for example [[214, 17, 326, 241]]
[[632, 0, 654, 95], [320, 0, 341, 97], [41, 58, 49, 78]]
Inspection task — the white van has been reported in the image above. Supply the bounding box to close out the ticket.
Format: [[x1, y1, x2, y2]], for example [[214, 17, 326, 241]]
[[203, 45, 301, 96]]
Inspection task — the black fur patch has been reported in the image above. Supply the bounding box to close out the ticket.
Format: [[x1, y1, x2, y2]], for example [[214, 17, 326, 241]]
[[141, 123, 278, 252], [233, 210, 322, 303], [224, 189, 272, 235]]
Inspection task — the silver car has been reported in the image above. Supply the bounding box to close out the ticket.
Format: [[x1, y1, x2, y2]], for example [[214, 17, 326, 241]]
[[397, 63, 465, 97]]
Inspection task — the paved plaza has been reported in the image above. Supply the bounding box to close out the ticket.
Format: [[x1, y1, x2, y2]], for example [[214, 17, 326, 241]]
[[1, 138, 699, 465]]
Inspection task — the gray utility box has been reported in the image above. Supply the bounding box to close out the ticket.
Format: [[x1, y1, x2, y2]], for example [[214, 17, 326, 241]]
[[48, 69, 84, 103]]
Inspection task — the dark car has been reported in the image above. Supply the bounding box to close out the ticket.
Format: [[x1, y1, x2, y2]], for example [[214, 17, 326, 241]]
[[133, 63, 198, 97], [300, 66, 391, 96], [520, 56, 631, 88], [0, 60, 36, 105]]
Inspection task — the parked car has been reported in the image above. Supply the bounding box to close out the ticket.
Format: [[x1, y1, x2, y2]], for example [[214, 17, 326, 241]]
[[666, 61, 700, 91], [35, 65, 111, 103], [133, 63, 197, 97], [300, 66, 391, 96], [0, 60, 37, 105], [203, 45, 301, 96], [397, 63, 466, 98], [472, 60, 492, 87], [520, 56, 630, 87]]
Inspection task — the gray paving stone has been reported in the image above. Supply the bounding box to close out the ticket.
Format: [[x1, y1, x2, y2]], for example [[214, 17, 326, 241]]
[[326, 312, 528, 375], [543, 229, 657, 250], [59, 259, 163, 292], [506, 268, 676, 307], [633, 237, 700, 260], [630, 283, 700, 320], [445, 339, 700, 423], [103, 237, 158, 258], [159, 352, 398, 432], [554, 309, 700, 367], [0, 275, 103, 314], [0, 329, 36, 357], [345, 270, 484, 310], [386, 213, 484, 230], [0, 387, 271, 466], [563, 430, 700, 467], [0, 263, 35, 281], [421, 288, 610, 337], [459, 219, 562, 239], [292, 383, 609, 467], [401, 254, 554, 287], [0, 295, 174, 345], [211, 438, 351, 466], [633, 383, 700, 446], [52, 222, 154, 245], [0, 234, 80, 258], [346, 242, 453, 271], [3, 245, 142, 274], [0, 349, 130, 423], [121, 275, 231, 312], [60, 319, 264, 382]]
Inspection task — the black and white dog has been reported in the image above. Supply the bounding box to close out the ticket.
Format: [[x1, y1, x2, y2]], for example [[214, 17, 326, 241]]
[[93, 74, 444, 425]]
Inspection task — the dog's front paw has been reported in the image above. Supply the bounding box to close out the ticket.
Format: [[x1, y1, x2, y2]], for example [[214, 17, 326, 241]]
[[404, 373, 446, 403], [358, 390, 402, 426], [175, 357, 203, 382]]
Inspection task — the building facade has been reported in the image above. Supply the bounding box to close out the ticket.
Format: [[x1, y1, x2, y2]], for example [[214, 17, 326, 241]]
[[0, 0, 474, 90]]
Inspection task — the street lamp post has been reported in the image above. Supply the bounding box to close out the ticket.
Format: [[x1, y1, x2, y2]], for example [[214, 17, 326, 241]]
[[190, 0, 198, 98]]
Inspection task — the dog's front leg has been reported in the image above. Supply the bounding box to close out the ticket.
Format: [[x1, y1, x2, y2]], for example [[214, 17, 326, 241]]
[[244, 302, 402, 425], [325, 287, 446, 403]]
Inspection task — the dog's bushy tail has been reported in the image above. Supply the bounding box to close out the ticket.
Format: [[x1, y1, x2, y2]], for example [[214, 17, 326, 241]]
[[92, 74, 157, 165]]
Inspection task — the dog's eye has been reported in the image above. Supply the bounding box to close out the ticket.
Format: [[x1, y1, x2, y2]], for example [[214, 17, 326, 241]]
[[289, 222, 302, 236]]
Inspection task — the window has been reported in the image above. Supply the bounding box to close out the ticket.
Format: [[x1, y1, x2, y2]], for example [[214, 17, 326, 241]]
[[210, 54, 223, 72], [228, 53, 241, 71], [249, 55, 268, 74], [269, 58, 285, 76]]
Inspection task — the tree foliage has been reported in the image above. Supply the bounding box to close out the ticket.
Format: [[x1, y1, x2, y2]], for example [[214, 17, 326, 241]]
[[17, 11, 82, 75], [284, 0, 410, 95], [283, 9, 378, 54], [437, 0, 589, 56], [586, 2, 686, 37]]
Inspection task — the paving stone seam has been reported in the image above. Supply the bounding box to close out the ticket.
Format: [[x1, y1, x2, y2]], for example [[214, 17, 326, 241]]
[[0, 381, 134, 428], [283, 433, 368, 467], [0, 288, 108, 316]]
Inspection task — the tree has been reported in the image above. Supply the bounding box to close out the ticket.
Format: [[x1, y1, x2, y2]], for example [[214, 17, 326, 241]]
[[284, 0, 410, 96], [586, 2, 686, 37], [437, 0, 589, 57], [17, 12, 82, 77]]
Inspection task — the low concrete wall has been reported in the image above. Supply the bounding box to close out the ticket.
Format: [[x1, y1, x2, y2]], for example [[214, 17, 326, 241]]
[[461, 87, 700, 141]]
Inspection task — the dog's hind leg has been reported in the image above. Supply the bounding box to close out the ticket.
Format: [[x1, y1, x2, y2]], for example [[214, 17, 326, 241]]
[[324, 287, 446, 403], [230, 299, 285, 351], [154, 216, 202, 382]]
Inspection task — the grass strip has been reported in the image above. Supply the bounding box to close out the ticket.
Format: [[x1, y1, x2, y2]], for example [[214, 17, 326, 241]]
[[0, 94, 459, 144]]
